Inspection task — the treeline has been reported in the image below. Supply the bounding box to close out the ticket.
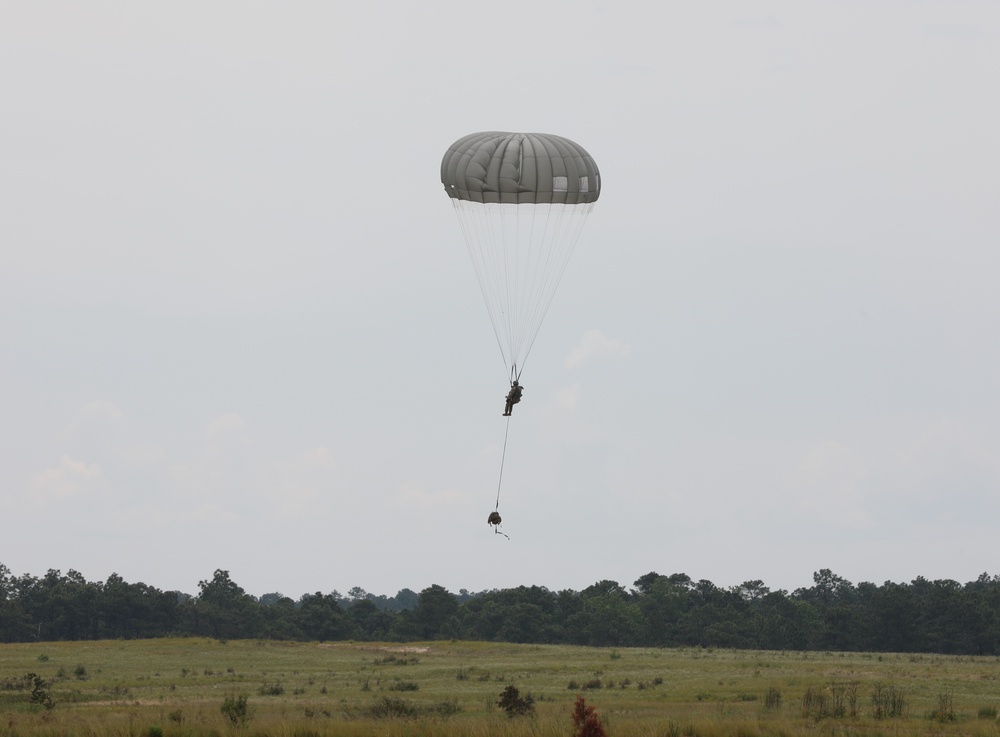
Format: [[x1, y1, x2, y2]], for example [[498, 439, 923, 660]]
[[2, 564, 999, 655]]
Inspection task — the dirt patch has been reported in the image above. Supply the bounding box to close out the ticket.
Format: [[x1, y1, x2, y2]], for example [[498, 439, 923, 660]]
[[317, 643, 430, 654]]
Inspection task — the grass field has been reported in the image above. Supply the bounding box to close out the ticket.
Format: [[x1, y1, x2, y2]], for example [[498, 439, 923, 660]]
[[2, 638, 1000, 736]]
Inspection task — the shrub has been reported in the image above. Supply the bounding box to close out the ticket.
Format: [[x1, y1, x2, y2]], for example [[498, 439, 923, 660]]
[[388, 680, 419, 692], [373, 654, 419, 665], [258, 681, 284, 696], [367, 696, 417, 719], [357, 696, 460, 720], [871, 682, 906, 719], [764, 686, 782, 709], [572, 696, 608, 737], [497, 685, 535, 718], [28, 673, 54, 710], [802, 686, 826, 719], [221, 693, 251, 728], [432, 699, 462, 717], [931, 692, 956, 722]]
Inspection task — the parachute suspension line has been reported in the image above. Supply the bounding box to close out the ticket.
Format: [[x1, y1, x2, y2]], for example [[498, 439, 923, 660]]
[[453, 200, 509, 372], [499, 203, 516, 366], [452, 199, 594, 381], [509, 204, 521, 368], [519, 202, 595, 369], [479, 202, 510, 370], [494, 414, 512, 511], [509, 200, 542, 370], [516, 201, 557, 365]]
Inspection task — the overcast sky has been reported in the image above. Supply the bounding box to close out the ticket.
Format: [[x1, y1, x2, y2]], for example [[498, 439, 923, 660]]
[[3, 1, 998, 600]]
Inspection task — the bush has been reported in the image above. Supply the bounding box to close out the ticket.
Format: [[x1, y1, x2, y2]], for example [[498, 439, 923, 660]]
[[221, 693, 251, 728], [764, 687, 782, 709], [572, 696, 608, 737], [498, 685, 535, 718], [348, 696, 460, 721], [871, 682, 906, 719], [931, 692, 956, 722], [367, 696, 417, 719], [28, 673, 54, 710], [432, 699, 462, 717]]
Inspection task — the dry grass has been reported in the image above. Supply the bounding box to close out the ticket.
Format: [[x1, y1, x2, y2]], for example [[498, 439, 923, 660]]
[[1, 640, 1000, 736]]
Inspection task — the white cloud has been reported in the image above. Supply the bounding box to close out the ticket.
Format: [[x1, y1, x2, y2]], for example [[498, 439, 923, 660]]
[[121, 443, 167, 465], [30, 455, 109, 500], [204, 413, 249, 441], [81, 400, 124, 422], [565, 329, 630, 369], [394, 480, 462, 508], [533, 383, 603, 446], [202, 413, 251, 464], [554, 383, 582, 411], [192, 501, 242, 525], [59, 399, 126, 440]]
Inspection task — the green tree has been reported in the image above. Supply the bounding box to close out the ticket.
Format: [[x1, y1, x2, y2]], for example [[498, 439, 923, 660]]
[[347, 598, 394, 639], [407, 584, 459, 639], [633, 574, 690, 646], [191, 570, 261, 639], [296, 592, 356, 641], [567, 581, 643, 646]]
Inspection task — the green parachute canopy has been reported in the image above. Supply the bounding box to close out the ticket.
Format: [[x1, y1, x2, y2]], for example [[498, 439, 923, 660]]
[[441, 131, 601, 205]]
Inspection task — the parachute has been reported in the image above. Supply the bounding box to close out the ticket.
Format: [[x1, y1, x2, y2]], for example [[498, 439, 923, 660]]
[[441, 131, 601, 382], [442, 131, 601, 536]]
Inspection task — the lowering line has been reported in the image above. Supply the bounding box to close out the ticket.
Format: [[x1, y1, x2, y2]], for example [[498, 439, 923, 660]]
[[491, 415, 512, 540], [495, 415, 510, 511]]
